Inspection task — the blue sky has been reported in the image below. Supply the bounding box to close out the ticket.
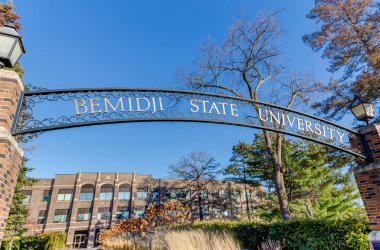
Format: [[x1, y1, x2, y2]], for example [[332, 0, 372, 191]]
[[14, 0, 348, 179]]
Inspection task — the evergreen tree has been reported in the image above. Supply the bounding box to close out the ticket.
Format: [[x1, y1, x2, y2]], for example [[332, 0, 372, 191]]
[[226, 134, 364, 221], [283, 140, 363, 219], [5, 158, 36, 249], [225, 136, 282, 221]]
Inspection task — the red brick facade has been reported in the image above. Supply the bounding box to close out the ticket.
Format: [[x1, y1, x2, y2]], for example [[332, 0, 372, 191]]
[[0, 70, 24, 240], [21, 173, 259, 248], [355, 168, 380, 230], [350, 124, 380, 248]]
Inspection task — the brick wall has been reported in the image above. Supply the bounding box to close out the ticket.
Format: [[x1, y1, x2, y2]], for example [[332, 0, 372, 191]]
[[351, 124, 380, 233], [21, 172, 257, 247], [365, 125, 380, 162], [0, 69, 24, 240], [355, 168, 380, 230]]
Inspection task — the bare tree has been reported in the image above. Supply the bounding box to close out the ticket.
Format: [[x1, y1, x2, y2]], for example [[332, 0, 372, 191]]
[[178, 11, 315, 220], [168, 151, 221, 220]]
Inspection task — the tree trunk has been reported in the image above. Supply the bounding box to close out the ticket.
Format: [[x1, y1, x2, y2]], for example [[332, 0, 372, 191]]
[[197, 191, 204, 221], [199, 206, 204, 221], [273, 162, 291, 220], [199, 200, 204, 221], [243, 172, 251, 221], [8, 234, 15, 250], [262, 130, 291, 220]]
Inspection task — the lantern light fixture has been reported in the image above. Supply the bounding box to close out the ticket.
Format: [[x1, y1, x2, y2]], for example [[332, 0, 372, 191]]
[[0, 23, 25, 68], [350, 99, 375, 125]]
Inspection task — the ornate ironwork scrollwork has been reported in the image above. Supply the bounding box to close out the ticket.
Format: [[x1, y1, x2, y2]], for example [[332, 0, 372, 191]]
[[12, 88, 365, 159]]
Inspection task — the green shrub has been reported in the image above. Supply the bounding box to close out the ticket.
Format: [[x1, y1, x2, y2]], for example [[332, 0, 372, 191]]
[[187, 219, 370, 250], [269, 219, 370, 250], [1, 232, 66, 250]]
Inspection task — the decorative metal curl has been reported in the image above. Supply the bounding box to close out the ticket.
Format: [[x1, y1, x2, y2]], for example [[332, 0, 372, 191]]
[[12, 87, 365, 159]]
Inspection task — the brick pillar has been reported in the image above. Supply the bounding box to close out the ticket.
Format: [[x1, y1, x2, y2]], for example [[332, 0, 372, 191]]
[[0, 69, 24, 241], [350, 124, 380, 249], [66, 173, 82, 246], [111, 174, 120, 226], [87, 173, 101, 247], [129, 173, 136, 217]]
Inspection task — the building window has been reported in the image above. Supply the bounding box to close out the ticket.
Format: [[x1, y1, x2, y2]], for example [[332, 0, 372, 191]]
[[166, 189, 190, 200], [153, 188, 159, 200], [203, 206, 209, 215], [97, 207, 111, 220], [38, 210, 46, 224], [42, 190, 51, 202], [116, 206, 129, 220], [53, 209, 69, 223], [166, 190, 175, 199], [236, 205, 243, 213], [211, 189, 219, 200], [212, 207, 221, 215], [118, 184, 131, 200], [231, 190, 241, 199], [134, 208, 145, 218], [80, 184, 94, 201], [136, 188, 147, 200], [77, 208, 92, 222], [223, 210, 231, 216], [254, 190, 260, 199], [99, 184, 113, 200], [245, 190, 251, 202], [57, 189, 73, 201], [200, 190, 208, 199], [223, 190, 230, 199], [21, 190, 32, 204]]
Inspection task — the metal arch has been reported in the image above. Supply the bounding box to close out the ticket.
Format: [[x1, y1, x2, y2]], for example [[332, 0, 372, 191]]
[[13, 87, 361, 134], [11, 87, 366, 159]]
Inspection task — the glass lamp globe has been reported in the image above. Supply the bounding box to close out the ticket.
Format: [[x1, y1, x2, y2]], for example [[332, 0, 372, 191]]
[[350, 100, 375, 124], [0, 23, 25, 68]]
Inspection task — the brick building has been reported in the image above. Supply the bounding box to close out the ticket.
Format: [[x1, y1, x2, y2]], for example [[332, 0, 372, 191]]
[[20, 172, 260, 248]]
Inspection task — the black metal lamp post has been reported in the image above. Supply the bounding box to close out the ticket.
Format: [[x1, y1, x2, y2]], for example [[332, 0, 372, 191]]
[[350, 99, 375, 125], [0, 23, 25, 68], [350, 99, 376, 162]]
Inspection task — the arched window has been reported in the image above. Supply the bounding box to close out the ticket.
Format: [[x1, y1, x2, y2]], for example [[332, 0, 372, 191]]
[[99, 184, 113, 200], [80, 184, 94, 201], [118, 184, 131, 200]]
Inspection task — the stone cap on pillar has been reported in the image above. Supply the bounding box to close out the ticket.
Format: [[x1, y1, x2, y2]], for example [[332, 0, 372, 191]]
[[361, 124, 380, 163], [0, 69, 24, 91], [0, 127, 23, 156], [359, 124, 380, 135], [354, 161, 380, 173], [351, 124, 380, 170]]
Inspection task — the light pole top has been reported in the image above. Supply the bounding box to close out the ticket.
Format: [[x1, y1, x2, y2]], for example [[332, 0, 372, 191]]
[[350, 99, 375, 125], [0, 23, 25, 68]]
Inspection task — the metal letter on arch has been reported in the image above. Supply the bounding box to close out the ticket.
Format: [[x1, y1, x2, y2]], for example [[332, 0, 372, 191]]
[[12, 88, 366, 159]]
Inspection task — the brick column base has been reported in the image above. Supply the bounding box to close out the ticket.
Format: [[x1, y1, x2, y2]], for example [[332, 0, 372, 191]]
[[0, 69, 24, 241], [0, 128, 23, 239], [351, 124, 380, 250]]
